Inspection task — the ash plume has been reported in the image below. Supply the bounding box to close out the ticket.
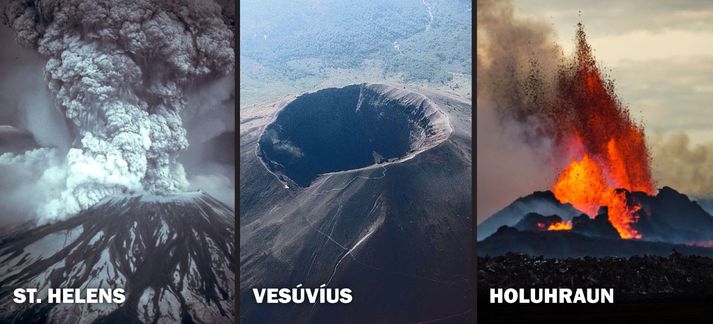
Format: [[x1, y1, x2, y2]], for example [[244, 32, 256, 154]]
[[1, 0, 234, 221]]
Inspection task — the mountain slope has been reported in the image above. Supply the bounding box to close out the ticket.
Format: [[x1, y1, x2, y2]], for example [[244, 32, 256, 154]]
[[240, 84, 472, 323], [0, 192, 235, 324], [477, 191, 582, 240]]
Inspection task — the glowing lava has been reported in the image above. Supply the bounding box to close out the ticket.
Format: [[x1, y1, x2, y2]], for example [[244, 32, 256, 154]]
[[547, 221, 572, 231], [549, 23, 654, 239], [552, 153, 643, 239]]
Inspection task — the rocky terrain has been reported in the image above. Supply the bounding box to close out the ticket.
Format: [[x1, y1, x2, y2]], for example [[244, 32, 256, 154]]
[[0, 192, 235, 324], [240, 83, 472, 323]]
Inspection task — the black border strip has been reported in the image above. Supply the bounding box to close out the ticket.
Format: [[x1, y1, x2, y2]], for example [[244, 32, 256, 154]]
[[472, 1, 478, 322], [234, 0, 241, 323]]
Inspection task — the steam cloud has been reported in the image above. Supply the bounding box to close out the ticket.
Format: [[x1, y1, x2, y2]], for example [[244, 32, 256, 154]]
[[2, 0, 234, 221]]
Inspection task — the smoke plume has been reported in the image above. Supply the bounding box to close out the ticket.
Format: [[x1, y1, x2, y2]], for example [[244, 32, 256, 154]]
[[650, 132, 713, 198], [476, 0, 563, 221], [476, 0, 562, 110], [181, 75, 235, 208], [2, 0, 234, 221], [476, 99, 556, 222]]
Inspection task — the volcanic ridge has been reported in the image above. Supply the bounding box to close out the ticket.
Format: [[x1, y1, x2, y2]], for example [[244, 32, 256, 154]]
[[478, 187, 713, 258]]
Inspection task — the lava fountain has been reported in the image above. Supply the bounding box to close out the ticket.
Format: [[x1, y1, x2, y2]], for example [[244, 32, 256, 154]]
[[548, 24, 654, 239]]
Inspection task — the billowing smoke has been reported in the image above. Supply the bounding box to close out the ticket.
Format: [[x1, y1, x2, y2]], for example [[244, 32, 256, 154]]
[[650, 132, 713, 198], [476, 0, 562, 111], [476, 0, 562, 221], [0, 148, 66, 226], [476, 98, 556, 222], [2, 0, 234, 221]]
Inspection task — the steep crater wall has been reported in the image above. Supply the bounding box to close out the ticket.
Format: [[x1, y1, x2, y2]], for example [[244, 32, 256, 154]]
[[258, 84, 451, 187]]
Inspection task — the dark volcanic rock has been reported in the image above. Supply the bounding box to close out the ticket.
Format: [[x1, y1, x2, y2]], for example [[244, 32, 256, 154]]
[[241, 85, 472, 323], [477, 191, 581, 239], [258, 83, 450, 187], [571, 207, 620, 239], [481, 186, 713, 249], [507, 207, 619, 239], [477, 226, 713, 259], [0, 192, 235, 324], [631, 187, 713, 243], [514, 213, 563, 231], [478, 253, 713, 301], [477, 187, 713, 259]]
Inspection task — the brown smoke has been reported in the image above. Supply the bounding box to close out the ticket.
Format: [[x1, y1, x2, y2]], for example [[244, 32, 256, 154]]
[[476, 0, 563, 221], [477, 0, 563, 112]]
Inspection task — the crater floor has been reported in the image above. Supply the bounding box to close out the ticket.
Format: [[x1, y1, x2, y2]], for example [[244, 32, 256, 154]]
[[258, 83, 451, 187]]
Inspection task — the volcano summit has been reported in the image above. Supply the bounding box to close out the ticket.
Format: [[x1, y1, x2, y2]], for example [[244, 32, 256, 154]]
[[258, 84, 452, 187], [0, 192, 235, 324], [241, 83, 472, 323], [477, 186, 713, 258]]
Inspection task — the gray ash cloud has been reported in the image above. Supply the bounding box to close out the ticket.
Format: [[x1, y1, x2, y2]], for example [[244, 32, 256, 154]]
[[1, 0, 234, 220]]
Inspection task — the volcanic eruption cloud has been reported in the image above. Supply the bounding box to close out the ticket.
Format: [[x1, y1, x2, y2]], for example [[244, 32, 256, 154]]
[[1, 0, 234, 221], [478, 0, 653, 239]]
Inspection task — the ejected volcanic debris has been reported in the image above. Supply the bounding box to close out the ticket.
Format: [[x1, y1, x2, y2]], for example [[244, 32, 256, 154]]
[[480, 20, 654, 240], [0, 192, 235, 324], [478, 8, 713, 263], [241, 83, 472, 323]]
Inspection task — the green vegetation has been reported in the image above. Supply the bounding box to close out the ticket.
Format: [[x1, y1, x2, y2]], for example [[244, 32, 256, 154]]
[[240, 0, 472, 104]]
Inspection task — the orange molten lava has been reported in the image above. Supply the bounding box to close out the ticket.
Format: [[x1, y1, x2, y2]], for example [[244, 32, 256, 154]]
[[553, 153, 643, 239], [549, 23, 654, 239], [547, 221, 572, 231]]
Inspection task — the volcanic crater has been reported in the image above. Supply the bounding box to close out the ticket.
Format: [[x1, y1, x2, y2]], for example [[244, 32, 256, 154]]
[[258, 83, 452, 187]]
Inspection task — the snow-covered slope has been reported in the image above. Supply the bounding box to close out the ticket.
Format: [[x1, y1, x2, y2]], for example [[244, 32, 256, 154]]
[[0, 192, 235, 323]]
